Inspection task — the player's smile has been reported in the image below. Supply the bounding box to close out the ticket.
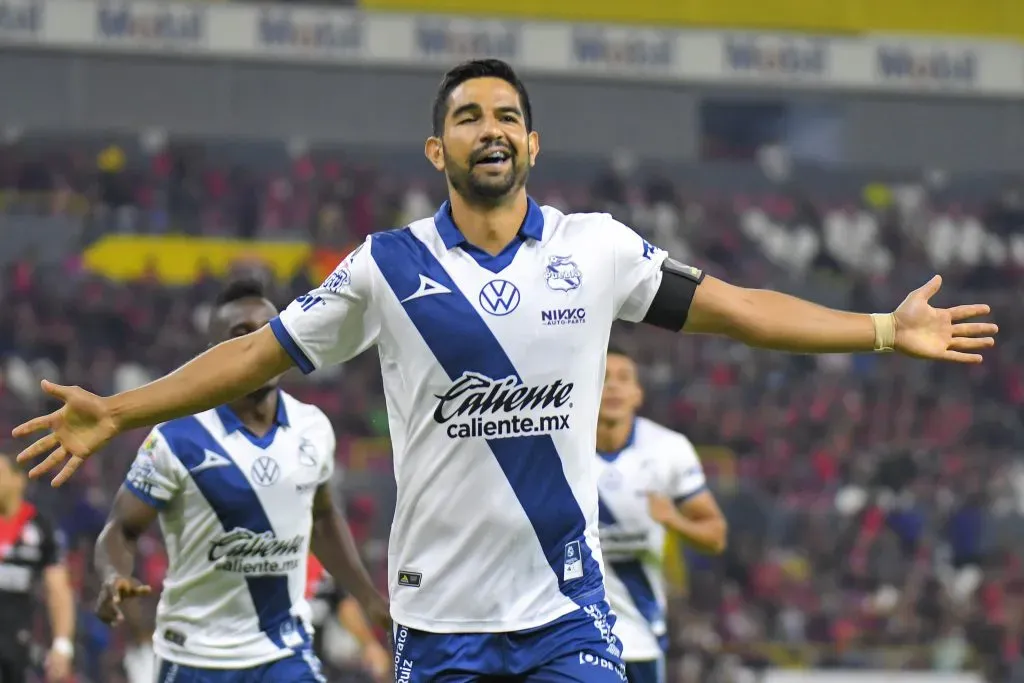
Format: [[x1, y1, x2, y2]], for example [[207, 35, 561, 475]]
[[472, 145, 513, 171]]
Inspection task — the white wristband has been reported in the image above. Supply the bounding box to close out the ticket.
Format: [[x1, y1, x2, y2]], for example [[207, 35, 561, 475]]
[[52, 637, 74, 657], [871, 312, 897, 353]]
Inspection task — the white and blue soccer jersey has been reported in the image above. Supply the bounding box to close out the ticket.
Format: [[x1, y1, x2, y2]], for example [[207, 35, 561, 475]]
[[122, 391, 336, 669], [271, 198, 670, 633], [595, 417, 707, 661]]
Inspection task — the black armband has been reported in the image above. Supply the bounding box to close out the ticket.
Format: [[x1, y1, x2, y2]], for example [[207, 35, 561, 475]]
[[642, 258, 705, 331]]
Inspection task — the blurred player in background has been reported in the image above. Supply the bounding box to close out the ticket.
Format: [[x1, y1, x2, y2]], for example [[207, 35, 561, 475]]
[[16, 59, 996, 682], [596, 347, 726, 683], [91, 279, 387, 683], [0, 453, 75, 683], [306, 555, 390, 681]]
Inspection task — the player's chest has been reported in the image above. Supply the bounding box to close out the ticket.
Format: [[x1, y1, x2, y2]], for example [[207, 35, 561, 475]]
[[210, 436, 323, 504], [597, 457, 660, 524], [425, 248, 610, 354]]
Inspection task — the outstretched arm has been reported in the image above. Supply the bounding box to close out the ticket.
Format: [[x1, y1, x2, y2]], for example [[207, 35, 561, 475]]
[[113, 327, 292, 431], [15, 326, 292, 485], [608, 218, 995, 362], [681, 274, 994, 360], [16, 236, 380, 487]]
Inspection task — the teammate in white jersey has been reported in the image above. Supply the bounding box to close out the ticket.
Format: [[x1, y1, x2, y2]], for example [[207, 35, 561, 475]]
[[91, 279, 387, 682], [596, 346, 727, 683], [16, 59, 996, 682]]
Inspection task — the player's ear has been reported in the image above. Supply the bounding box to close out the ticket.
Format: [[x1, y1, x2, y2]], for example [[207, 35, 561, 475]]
[[424, 137, 445, 172], [527, 131, 540, 168]]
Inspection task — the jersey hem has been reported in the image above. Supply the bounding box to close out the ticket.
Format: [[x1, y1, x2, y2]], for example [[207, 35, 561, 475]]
[[390, 599, 593, 634], [153, 641, 294, 670]]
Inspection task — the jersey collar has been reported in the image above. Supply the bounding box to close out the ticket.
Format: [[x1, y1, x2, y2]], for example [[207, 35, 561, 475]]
[[597, 417, 638, 463], [433, 197, 545, 250], [215, 391, 291, 447]]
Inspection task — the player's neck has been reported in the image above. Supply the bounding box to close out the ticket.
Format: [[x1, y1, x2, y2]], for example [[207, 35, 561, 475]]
[[596, 418, 633, 454], [448, 190, 528, 256], [228, 390, 279, 438], [0, 497, 22, 519]]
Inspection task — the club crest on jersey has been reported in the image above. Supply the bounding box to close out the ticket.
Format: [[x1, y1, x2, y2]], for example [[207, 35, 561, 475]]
[[545, 255, 582, 292], [298, 438, 318, 467]]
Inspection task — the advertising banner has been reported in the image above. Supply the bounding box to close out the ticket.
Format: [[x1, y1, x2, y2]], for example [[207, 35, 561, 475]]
[[412, 16, 519, 62], [93, 0, 206, 51], [0, 0, 1021, 98], [0, 0, 42, 42]]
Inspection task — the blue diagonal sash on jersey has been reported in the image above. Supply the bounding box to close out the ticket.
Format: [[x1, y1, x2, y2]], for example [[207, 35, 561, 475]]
[[598, 498, 664, 635], [371, 228, 604, 606], [159, 417, 303, 650]]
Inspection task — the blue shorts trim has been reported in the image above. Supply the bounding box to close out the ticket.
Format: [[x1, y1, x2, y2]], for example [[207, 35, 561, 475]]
[[156, 647, 325, 682], [625, 658, 665, 683], [393, 601, 626, 681]]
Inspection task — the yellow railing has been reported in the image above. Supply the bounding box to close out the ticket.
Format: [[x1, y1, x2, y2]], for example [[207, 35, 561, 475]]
[[360, 0, 1024, 40], [0, 190, 91, 217]]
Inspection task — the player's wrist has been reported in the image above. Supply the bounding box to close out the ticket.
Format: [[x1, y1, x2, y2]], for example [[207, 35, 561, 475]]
[[870, 312, 897, 353], [51, 636, 73, 657], [104, 394, 132, 434]]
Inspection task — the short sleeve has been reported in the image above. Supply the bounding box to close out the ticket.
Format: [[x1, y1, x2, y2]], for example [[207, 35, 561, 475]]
[[123, 429, 181, 510], [271, 237, 380, 374], [605, 216, 669, 322], [663, 435, 708, 503]]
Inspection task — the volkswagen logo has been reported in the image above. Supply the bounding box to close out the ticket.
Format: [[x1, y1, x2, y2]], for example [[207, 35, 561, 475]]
[[479, 280, 521, 316], [251, 456, 280, 487]]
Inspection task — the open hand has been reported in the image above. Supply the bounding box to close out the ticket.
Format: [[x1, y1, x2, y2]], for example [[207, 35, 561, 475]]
[[12, 381, 121, 487], [893, 276, 997, 363]]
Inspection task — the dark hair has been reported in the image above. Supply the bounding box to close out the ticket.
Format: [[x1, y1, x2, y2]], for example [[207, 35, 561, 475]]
[[432, 59, 533, 137], [214, 277, 266, 309], [606, 342, 632, 359]]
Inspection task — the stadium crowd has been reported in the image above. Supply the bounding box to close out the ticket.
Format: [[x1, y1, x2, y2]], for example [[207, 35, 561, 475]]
[[0, 137, 1022, 682]]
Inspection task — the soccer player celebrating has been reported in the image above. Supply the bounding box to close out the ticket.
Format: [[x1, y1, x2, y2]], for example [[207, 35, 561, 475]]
[[91, 279, 386, 682], [596, 346, 726, 683], [16, 59, 996, 681]]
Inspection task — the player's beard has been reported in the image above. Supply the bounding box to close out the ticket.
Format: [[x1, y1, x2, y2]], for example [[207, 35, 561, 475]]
[[444, 144, 529, 208]]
